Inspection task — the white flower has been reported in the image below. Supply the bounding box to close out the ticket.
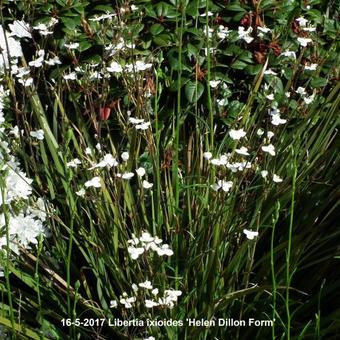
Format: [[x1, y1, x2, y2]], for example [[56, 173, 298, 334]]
[[140, 232, 154, 243], [89, 13, 116, 21], [142, 180, 153, 189], [219, 180, 233, 192], [66, 158, 81, 168], [211, 180, 233, 192], [267, 131, 275, 140], [297, 37, 312, 47], [15, 67, 30, 78], [203, 152, 213, 160], [63, 72, 77, 80], [152, 288, 159, 296], [84, 176, 101, 188], [209, 80, 220, 88], [89, 154, 118, 169], [29, 53, 44, 68], [200, 11, 213, 16], [217, 25, 230, 40], [139, 280, 153, 290], [302, 26, 316, 32], [128, 246, 144, 259], [33, 23, 53, 36], [132, 283, 139, 292], [264, 69, 277, 75], [271, 114, 287, 126], [18, 77, 33, 87], [280, 51, 297, 59], [64, 42, 79, 49], [136, 167, 146, 177], [261, 144, 276, 156], [122, 172, 134, 179], [217, 98, 228, 106], [129, 117, 144, 124], [107, 61, 123, 73], [304, 63, 318, 71], [296, 17, 308, 27], [145, 300, 159, 308], [296, 87, 306, 95], [257, 128, 264, 136], [110, 300, 118, 308], [156, 244, 174, 256], [120, 296, 136, 308], [30, 129, 44, 140], [285, 92, 291, 98], [257, 26, 271, 33], [75, 188, 85, 197], [9, 20, 32, 39], [303, 94, 315, 105], [273, 174, 283, 183], [266, 93, 274, 101], [85, 147, 92, 155], [237, 26, 254, 44], [125, 60, 153, 72], [135, 122, 151, 130], [121, 152, 129, 161], [0, 26, 23, 64], [229, 128, 246, 140], [164, 289, 182, 299], [9, 125, 20, 138], [243, 229, 259, 240], [45, 56, 61, 66], [210, 158, 221, 166], [261, 170, 268, 178], [210, 183, 221, 191], [1, 169, 33, 203], [235, 146, 249, 156]]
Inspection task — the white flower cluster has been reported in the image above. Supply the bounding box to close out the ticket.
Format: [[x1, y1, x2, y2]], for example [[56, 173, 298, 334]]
[[106, 59, 153, 75], [104, 37, 135, 56], [128, 116, 151, 130], [127, 231, 174, 260], [0, 25, 22, 69], [111, 281, 182, 310], [0, 80, 50, 277], [296, 87, 315, 105], [74, 151, 153, 192], [269, 109, 287, 126], [237, 26, 254, 44], [207, 25, 230, 41]]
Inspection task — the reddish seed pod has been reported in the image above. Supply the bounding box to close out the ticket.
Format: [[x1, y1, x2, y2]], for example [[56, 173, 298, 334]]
[[99, 107, 111, 121]]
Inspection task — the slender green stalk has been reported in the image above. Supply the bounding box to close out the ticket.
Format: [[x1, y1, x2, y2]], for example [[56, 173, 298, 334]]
[[0, 186, 16, 339], [271, 201, 281, 340], [205, 0, 214, 149], [173, 0, 185, 211], [286, 145, 298, 339]]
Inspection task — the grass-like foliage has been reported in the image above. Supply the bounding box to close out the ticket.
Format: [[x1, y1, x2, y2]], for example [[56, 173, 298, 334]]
[[0, 0, 339, 339]]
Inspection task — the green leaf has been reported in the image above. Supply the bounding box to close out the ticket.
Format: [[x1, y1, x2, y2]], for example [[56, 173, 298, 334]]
[[231, 60, 248, 69], [93, 5, 115, 12], [154, 33, 172, 46], [226, 4, 247, 12], [185, 81, 204, 102], [155, 2, 170, 17], [79, 40, 92, 52], [61, 17, 77, 30], [311, 77, 328, 88], [150, 23, 165, 36], [245, 64, 262, 75]]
